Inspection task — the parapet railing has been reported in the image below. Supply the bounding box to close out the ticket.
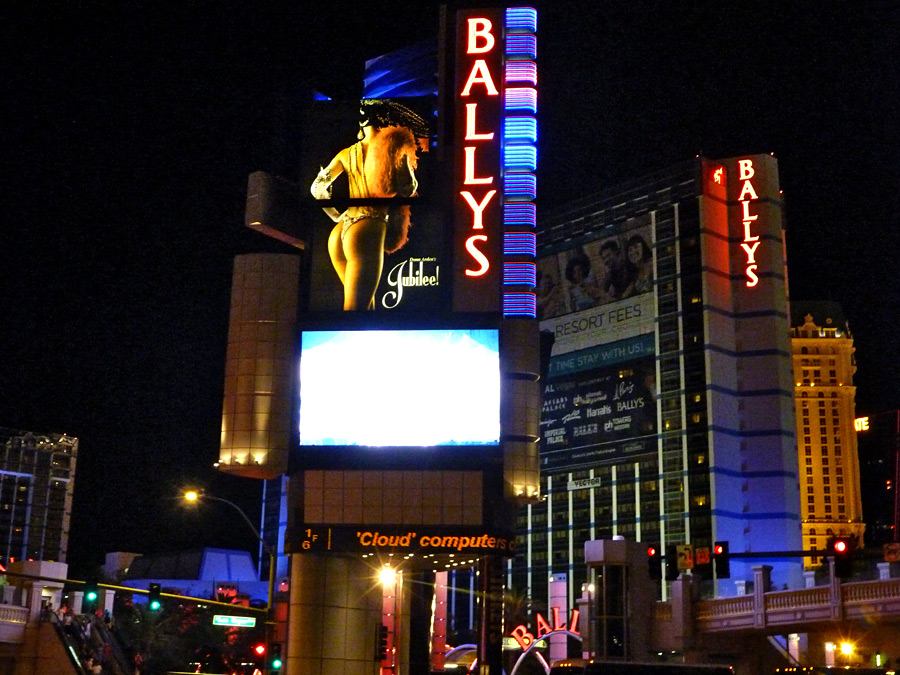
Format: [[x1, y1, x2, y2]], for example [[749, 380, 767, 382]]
[[694, 576, 900, 632]]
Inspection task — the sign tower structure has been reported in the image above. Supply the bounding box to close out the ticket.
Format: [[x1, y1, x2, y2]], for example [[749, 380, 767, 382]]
[[217, 6, 540, 674]]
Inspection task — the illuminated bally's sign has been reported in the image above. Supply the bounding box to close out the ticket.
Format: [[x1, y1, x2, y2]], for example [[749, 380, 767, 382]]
[[737, 158, 761, 288], [455, 7, 538, 315], [459, 17, 499, 279], [508, 607, 580, 649], [855, 416, 869, 432]]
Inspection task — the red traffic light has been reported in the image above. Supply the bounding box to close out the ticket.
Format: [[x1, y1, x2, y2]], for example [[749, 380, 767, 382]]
[[833, 539, 849, 554], [647, 546, 658, 557], [253, 644, 267, 656], [714, 544, 724, 555]]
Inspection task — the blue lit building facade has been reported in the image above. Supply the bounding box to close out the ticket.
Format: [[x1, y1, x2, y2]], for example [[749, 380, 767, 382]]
[[512, 156, 803, 608]]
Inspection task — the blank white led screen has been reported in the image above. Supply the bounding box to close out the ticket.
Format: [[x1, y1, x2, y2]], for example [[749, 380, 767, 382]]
[[299, 329, 500, 446]]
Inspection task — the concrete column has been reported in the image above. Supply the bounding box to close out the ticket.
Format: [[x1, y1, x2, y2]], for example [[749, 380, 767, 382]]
[[1, 586, 16, 605], [549, 573, 567, 664], [803, 571, 817, 588], [752, 565, 772, 629], [286, 554, 382, 675], [577, 586, 592, 660], [99, 588, 115, 615], [734, 580, 748, 596], [27, 583, 47, 624], [71, 590, 84, 615], [432, 571, 448, 672], [668, 574, 695, 651], [876, 562, 892, 581], [828, 559, 843, 622], [788, 633, 807, 665]]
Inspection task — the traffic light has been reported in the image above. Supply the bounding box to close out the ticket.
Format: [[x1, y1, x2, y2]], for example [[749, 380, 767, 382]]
[[832, 537, 854, 579], [270, 643, 283, 671], [375, 623, 389, 661], [148, 583, 162, 611], [647, 545, 662, 580], [665, 544, 679, 581], [713, 541, 731, 579], [84, 578, 99, 604]]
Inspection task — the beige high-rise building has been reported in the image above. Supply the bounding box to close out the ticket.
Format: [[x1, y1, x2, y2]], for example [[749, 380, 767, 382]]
[[790, 303, 865, 569]]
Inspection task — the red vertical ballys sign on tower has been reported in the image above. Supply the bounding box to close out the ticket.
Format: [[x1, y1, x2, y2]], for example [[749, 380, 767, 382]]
[[454, 9, 504, 312]]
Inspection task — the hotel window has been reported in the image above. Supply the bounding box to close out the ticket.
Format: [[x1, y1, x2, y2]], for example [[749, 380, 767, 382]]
[[805, 458, 812, 466], [806, 467, 813, 475], [804, 448, 812, 456], [807, 495, 815, 503]]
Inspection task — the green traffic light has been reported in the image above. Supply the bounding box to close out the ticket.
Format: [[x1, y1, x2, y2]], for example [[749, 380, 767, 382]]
[[86, 592, 98, 601], [271, 658, 282, 669], [149, 600, 161, 610]]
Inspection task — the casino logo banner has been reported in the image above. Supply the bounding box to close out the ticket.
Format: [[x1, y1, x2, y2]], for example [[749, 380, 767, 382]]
[[540, 352, 657, 471]]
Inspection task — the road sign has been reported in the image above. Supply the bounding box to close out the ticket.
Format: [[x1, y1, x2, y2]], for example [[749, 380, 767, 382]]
[[695, 546, 711, 565], [212, 615, 257, 627], [883, 542, 900, 562], [676, 545, 695, 570]]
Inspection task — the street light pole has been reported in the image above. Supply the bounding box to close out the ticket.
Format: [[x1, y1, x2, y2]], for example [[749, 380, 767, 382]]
[[184, 491, 277, 674]]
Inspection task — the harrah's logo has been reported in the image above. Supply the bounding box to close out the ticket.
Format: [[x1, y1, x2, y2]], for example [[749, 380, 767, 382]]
[[459, 17, 499, 278], [737, 158, 761, 288], [381, 257, 440, 309]]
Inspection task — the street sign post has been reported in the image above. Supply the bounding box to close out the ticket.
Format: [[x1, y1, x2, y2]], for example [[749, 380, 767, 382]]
[[212, 615, 257, 628]]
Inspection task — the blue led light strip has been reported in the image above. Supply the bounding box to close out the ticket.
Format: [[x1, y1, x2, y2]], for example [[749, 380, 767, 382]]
[[502, 293, 537, 316], [506, 7, 537, 32], [505, 61, 537, 85], [504, 145, 537, 172], [504, 232, 536, 256], [503, 263, 537, 286], [503, 203, 536, 228], [502, 7, 537, 318]]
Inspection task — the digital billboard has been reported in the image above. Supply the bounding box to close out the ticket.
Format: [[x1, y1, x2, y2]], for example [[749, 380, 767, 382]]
[[298, 328, 500, 447], [303, 97, 445, 314], [537, 214, 658, 470]]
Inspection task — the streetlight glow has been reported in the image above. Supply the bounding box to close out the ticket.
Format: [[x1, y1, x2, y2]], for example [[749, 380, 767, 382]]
[[180, 489, 278, 672], [380, 566, 397, 587]]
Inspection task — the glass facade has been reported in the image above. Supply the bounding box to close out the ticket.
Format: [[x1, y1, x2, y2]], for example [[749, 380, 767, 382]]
[[512, 156, 801, 609]]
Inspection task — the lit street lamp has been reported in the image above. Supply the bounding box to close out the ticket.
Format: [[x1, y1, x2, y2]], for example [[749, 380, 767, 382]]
[[183, 490, 278, 673]]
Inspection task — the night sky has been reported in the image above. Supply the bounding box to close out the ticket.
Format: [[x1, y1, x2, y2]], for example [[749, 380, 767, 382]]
[[2, 2, 898, 576]]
